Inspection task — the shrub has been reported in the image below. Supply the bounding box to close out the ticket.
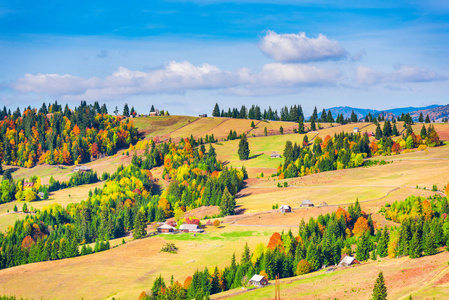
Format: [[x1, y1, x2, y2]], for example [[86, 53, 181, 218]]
[[160, 242, 178, 254], [295, 260, 311, 275], [283, 181, 288, 187], [213, 220, 220, 227]]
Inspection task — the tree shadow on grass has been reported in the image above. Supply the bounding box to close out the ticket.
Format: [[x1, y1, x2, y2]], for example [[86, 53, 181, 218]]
[[248, 153, 263, 160]]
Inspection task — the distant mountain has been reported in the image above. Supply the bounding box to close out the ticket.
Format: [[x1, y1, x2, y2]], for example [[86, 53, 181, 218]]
[[409, 104, 449, 121], [320, 105, 444, 120]]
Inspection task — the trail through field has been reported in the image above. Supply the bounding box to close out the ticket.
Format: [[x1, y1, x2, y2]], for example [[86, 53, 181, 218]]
[[397, 265, 449, 300]]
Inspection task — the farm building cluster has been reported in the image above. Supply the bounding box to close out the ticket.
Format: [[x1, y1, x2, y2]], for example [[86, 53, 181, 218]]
[[156, 222, 205, 234]]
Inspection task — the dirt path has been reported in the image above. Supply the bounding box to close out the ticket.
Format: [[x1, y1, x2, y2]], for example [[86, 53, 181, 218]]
[[397, 264, 449, 300]]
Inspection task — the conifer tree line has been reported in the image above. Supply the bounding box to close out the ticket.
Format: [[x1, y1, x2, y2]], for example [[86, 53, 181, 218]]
[[0, 101, 138, 168], [212, 103, 340, 123], [143, 194, 449, 299]]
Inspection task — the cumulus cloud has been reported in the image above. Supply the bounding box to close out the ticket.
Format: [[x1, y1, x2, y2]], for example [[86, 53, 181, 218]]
[[259, 30, 348, 63], [9, 61, 342, 99], [356, 65, 446, 86]]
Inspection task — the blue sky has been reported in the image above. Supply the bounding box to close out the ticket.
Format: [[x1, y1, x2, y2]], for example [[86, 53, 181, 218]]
[[0, 0, 448, 115]]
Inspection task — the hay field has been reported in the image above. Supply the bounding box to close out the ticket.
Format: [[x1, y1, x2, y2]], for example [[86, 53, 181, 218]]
[[0, 224, 281, 300], [215, 250, 449, 300], [132, 115, 198, 139]]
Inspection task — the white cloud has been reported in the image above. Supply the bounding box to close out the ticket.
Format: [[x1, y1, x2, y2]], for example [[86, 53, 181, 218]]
[[356, 65, 446, 86], [259, 30, 348, 63], [9, 61, 343, 99]]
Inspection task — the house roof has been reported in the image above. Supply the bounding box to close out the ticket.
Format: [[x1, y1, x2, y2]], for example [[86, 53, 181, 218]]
[[301, 200, 313, 205], [339, 255, 355, 265], [320, 201, 328, 206], [179, 224, 199, 230], [280, 205, 291, 209], [158, 224, 176, 230], [249, 274, 266, 282]]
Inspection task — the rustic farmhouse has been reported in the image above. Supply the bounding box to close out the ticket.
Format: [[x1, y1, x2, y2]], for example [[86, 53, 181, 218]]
[[279, 205, 291, 213], [353, 127, 359, 133], [248, 274, 268, 287], [300, 200, 314, 207], [149, 109, 160, 117], [338, 255, 360, 267], [179, 224, 204, 233], [199, 114, 208, 118], [157, 224, 176, 234]]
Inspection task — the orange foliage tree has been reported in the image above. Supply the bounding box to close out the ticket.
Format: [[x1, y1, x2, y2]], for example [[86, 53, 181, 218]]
[[352, 217, 370, 237], [267, 232, 284, 252]]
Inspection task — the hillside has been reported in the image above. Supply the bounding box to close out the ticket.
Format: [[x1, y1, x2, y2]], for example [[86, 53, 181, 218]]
[[409, 104, 449, 121]]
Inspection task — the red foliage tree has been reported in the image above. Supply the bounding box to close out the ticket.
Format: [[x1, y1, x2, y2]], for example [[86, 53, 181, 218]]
[[267, 232, 284, 252], [91, 142, 99, 158]]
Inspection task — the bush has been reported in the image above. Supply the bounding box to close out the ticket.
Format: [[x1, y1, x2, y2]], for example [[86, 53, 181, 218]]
[[160, 242, 178, 254], [283, 181, 288, 187], [295, 260, 311, 275], [213, 220, 220, 227]]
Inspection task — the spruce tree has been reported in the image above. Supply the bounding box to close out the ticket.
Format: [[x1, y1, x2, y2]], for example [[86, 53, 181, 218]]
[[133, 209, 147, 239], [310, 119, 316, 131], [298, 117, 305, 134], [418, 112, 424, 123], [420, 125, 427, 138], [409, 231, 422, 258], [123, 103, 130, 117], [371, 271, 387, 300], [375, 124, 383, 140], [424, 229, 437, 256], [392, 123, 398, 136], [237, 134, 250, 160], [212, 103, 220, 117], [377, 228, 389, 258], [425, 114, 431, 123], [220, 187, 236, 216]]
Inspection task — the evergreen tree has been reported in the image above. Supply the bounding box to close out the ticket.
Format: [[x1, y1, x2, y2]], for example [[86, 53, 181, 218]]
[[237, 135, 250, 160], [220, 187, 236, 216], [377, 228, 389, 258], [420, 125, 427, 138], [326, 110, 334, 123], [371, 271, 387, 300], [150, 105, 155, 112], [298, 117, 305, 134], [392, 123, 398, 136], [409, 231, 422, 258], [212, 103, 220, 117], [418, 112, 424, 123], [310, 119, 316, 131], [133, 209, 147, 239], [356, 232, 370, 261], [425, 114, 431, 123], [375, 124, 383, 140], [123, 103, 130, 117], [423, 228, 437, 256]]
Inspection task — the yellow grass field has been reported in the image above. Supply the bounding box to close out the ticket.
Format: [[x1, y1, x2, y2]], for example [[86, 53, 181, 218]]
[[214, 250, 449, 300]]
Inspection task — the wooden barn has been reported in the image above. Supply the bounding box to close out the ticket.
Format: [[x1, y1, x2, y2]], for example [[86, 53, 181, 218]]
[[338, 255, 360, 267], [300, 200, 314, 207], [248, 274, 268, 287]]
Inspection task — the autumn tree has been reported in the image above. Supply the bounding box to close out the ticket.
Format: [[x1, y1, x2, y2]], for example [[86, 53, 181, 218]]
[[295, 259, 311, 275], [91, 142, 99, 159], [353, 217, 370, 237]]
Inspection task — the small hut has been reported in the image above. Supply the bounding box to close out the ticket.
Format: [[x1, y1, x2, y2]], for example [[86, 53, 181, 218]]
[[300, 200, 314, 207], [320, 201, 328, 207], [279, 205, 291, 213], [270, 152, 282, 158], [179, 224, 204, 233], [338, 255, 360, 267], [248, 275, 268, 287]]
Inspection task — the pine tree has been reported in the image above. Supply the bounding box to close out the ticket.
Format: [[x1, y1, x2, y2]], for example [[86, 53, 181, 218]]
[[423, 229, 437, 256], [298, 117, 305, 134], [420, 125, 427, 138], [377, 228, 389, 258], [133, 209, 147, 239], [375, 124, 383, 140], [425, 114, 431, 123], [150, 105, 155, 112], [371, 271, 387, 300], [418, 112, 424, 123], [409, 231, 422, 258], [123, 103, 130, 117], [310, 119, 316, 131], [392, 123, 398, 136], [212, 103, 220, 117], [220, 187, 236, 216], [237, 135, 250, 160]]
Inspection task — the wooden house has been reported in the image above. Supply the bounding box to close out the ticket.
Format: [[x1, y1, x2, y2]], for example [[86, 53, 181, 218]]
[[338, 255, 360, 267], [157, 224, 176, 234], [248, 275, 268, 287], [179, 224, 204, 233], [73, 165, 91, 173], [270, 152, 282, 158], [300, 200, 314, 207], [279, 205, 291, 213]]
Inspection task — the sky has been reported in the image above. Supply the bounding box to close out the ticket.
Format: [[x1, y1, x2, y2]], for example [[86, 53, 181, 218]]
[[0, 0, 448, 116]]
